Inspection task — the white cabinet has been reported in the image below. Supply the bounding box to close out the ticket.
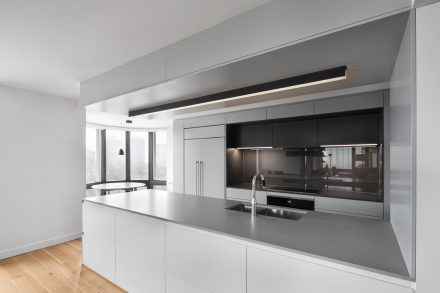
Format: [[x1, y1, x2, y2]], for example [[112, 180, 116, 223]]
[[314, 91, 384, 114], [182, 114, 225, 128], [166, 273, 211, 293], [82, 201, 116, 282], [247, 247, 413, 293], [226, 188, 267, 205], [166, 225, 246, 293], [184, 125, 225, 140], [267, 101, 314, 120], [115, 210, 165, 293], [315, 197, 384, 219], [184, 137, 225, 198], [226, 108, 267, 124]]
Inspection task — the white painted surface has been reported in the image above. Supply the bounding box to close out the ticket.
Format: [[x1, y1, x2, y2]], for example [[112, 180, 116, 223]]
[[315, 197, 383, 219], [0, 0, 269, 99], [184, 138, 225, 198], [314, 91, 384, 114], [172, 119, 184, 193], [226, 108, 267, 124], [267, 101, 314, 120], [166, 273, 211, 293], [389, 11, 416, 277], [115, 210, 165, 293], [165, 0, 411, 80], [165, 225, 246, 293], [82, 202, 116, 282], [182, 114, 226, 128], [247, 247, 412, 293], [184, 125, 225, 139], [226, 188, 267, 205], [416, 2, 440, 292], [0, 85, 85, 260]]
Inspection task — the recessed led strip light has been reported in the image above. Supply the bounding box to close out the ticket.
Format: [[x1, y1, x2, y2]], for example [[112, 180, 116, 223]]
[[236, 147, 274, 150], [129, 66, 348, 117], [320, 144, 378, 148]]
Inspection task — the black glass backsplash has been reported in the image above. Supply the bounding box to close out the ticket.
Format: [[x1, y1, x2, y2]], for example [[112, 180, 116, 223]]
[[227, 146, 383, 202]]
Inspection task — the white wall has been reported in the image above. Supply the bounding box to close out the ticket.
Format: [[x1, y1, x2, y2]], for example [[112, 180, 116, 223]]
[[416, 2, 440, 291], [389, 11, 416, 277], [0, 85, 85, 259]]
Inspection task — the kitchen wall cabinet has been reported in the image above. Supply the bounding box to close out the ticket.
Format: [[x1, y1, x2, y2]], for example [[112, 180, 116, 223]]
[[184, 137, 225, 198], [273, 119, 318, 148], [82, 201, 116, 282], [115, 210, 165, 293], [166, 225, 246, 293], [227, 123, 272, 148], [267, 101, 314, 120], [184, 125, 225, 139], [247, 247, 412, 293], [182, 114, 225, 128], [226, 108, 267, 124], [314, 92, 384, 114], [317, 113, 380, 145]]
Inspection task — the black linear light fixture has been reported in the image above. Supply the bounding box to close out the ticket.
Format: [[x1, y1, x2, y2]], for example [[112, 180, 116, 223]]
[[130, 66, 348, 117]]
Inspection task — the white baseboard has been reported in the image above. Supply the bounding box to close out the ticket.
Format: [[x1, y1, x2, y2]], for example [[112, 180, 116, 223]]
[[0, 232, 82, 260]]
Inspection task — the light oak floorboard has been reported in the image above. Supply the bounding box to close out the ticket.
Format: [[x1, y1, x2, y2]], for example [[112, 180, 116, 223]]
[[0, 239, 125, 293]]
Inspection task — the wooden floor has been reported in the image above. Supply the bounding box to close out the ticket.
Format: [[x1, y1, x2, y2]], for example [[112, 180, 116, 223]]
[[0, 239, 125, 293]]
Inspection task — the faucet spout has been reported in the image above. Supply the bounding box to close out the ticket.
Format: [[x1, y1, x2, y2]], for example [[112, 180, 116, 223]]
[[251, 172, 266, 217]]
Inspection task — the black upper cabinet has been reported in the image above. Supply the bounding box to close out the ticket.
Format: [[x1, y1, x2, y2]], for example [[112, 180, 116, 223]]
[[227, 123, 272, 148], [317, 113, 379, 145], [273, 119, 317, 148]]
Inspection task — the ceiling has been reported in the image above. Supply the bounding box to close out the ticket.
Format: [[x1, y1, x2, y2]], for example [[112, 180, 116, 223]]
[[87, 11, 409, 120], [0, 0, 269, 99]]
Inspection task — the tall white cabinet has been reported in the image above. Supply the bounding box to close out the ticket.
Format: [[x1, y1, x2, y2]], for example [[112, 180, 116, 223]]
[[184, 125, 225, 199]]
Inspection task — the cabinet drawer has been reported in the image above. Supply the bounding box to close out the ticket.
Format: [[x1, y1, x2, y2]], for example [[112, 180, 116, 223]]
[[247, 247, 412, 293], [226, 188, 267, 205], [315, 197, 383, 218], [184, 125, 225, 139], [166, 225, 246, 293], [166, 273, 210, 293]]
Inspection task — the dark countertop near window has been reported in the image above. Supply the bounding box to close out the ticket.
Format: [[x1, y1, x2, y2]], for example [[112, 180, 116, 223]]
[[84, 190, 409, 280]]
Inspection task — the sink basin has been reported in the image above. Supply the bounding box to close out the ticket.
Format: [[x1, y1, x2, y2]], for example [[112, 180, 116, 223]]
[[226, 203, 306, 221]]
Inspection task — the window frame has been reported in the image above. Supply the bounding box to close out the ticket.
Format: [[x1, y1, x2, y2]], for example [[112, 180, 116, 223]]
[[86, 129, 166, 192]]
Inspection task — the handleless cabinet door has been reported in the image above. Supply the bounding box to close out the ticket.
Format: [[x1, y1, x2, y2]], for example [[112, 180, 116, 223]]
[[247, 247, 412, 293], [273, 119, 318, 148], [115, 210, 165, 293], [166, 225, 246, 293], [227, 123, 272, 148], [317, 113, 379, 145], [82, 202, 116, 282]]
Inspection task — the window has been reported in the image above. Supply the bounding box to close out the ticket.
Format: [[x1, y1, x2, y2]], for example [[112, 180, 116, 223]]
[[106, 129, 126, 181], [130, 132, 149, 180], [86, 127, 100, 183], [154, 131, 167, 180]]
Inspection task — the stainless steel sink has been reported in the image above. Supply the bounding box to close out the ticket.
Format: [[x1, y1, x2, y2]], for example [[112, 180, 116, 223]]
[[226, 203, 306, 221]]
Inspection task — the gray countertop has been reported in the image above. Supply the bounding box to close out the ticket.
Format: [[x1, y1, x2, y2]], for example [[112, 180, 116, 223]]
[[84, 190, 409, 279]]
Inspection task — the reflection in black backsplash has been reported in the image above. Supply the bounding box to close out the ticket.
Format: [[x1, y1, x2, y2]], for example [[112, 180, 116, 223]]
[[227, 146, 383, 202]]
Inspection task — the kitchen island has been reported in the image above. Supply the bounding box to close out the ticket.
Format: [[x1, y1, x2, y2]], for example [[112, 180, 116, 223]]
[[83, 190, 414, 293]]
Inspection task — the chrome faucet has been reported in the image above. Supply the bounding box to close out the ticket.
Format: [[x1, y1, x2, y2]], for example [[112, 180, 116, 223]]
[[251, 172, 266, 216]]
